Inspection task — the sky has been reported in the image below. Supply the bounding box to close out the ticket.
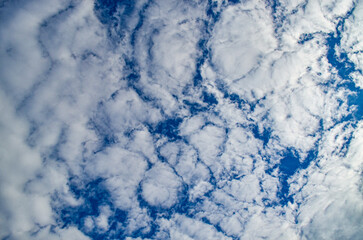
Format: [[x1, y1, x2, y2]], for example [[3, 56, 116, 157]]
[[0, 0, 362, 239]]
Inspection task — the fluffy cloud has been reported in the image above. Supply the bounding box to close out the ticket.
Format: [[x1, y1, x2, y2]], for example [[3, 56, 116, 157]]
[[0, 0, 362, 239], [142, 162, 182, 208]]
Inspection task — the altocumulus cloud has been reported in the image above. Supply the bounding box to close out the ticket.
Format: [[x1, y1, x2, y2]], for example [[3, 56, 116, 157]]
[[0, 0, 362, 239]]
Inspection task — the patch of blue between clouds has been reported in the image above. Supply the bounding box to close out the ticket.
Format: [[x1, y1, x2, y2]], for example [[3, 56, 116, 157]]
[[57, 178, 128, 240], [325, 5, 362, 121], [152, 117, 183, 141], [191, 0, 221, 87], [265, 0, 285, 33], [297, 33, 314, 45], [94, 0, 135, 42], [277, 149, 315, 205], [251, 125, 272, 146], [202, 90, 218, 105], [123, 58, 155, 103], [183, 99, 209, 115]]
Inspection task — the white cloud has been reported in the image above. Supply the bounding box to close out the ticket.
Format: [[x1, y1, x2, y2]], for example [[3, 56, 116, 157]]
[[240, 209, 299, 240], [188, 180, 213, 201], [0, 0, 122, 239], [104, 88, 162, 133], [189, 124, 226, 175], [95, 205, 112, 231], [0, 88, 44, 238], [220, 127, 261, 169], [86, 146, 147, 210], [141, 162, 182, 208], [159, 141, 181, 166], [125, 206, 152, 235], [289, 122, 363, 240], [158, 214, 232, 240], [179, 115, 206, 136], [83, 216, 94, 231], [128, 128, 158, 163], [339, 0, 363, 87], [1, 0, 362, 239], [210, 2, 277, 82], [223, 175, 261, 203], [36, 226, 92, 240], [132, 0, 207, 116], [0, 0, 67, 103]]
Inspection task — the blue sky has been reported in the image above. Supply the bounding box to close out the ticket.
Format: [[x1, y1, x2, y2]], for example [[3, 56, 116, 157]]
[[0, 0, 363, 239]]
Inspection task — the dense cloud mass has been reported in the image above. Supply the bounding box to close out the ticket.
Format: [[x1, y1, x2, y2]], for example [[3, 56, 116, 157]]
[[0, 0, 362, 239]]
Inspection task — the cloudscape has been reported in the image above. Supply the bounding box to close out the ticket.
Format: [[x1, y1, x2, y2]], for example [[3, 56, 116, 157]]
[[0, 0, 362, 239]]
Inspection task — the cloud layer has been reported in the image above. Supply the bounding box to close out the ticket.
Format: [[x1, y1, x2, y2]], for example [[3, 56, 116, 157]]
[[0, 0, 362, 239]]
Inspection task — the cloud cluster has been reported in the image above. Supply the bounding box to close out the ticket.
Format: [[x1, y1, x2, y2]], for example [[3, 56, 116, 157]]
[[0, 0, 362, 239]]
